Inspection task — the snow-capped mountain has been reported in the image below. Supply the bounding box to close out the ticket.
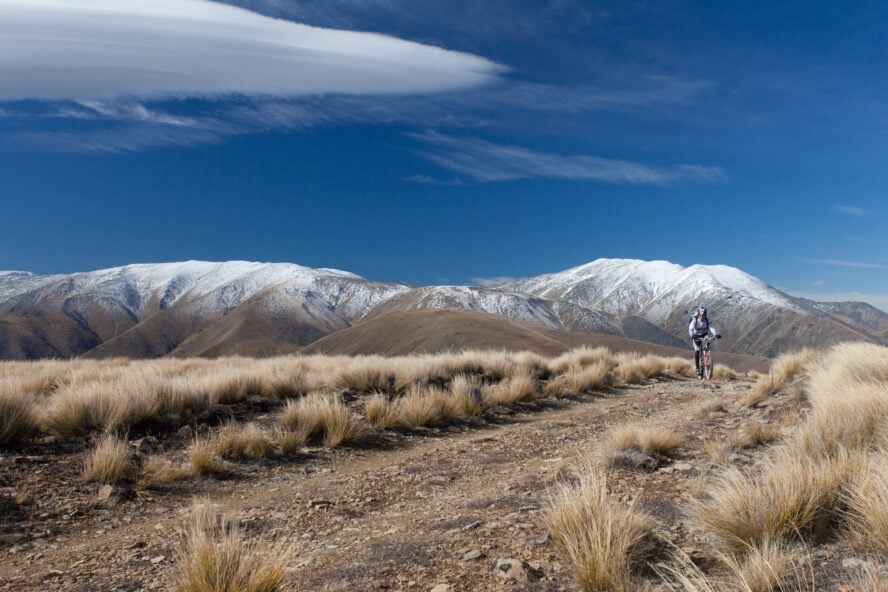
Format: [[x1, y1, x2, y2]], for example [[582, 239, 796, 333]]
[[0, 258, 882, 360]]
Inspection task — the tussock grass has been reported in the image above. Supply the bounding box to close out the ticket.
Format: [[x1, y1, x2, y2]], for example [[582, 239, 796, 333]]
[[443, 375, 483, 418], [602, 424, 684, 469], [83, 434, 131, 483], [139, 456, 191, 488], [613, 352, 667, 384], [215, 422, 274, 460], [548, 346, 614, 376], [792, 385, 888, 457], [0, 380, 37, 446], [545, 464, 654, 592], [397, 385, 445, 428], [731, 537, 798, 592], [732, 423, 780, 450], [364, 393, 402, 429], [279, 393, 366, 447], [695, 446, 865, 552], [174, 499, 289, 592], [744, 349, 818, 407], [843, 449, 888, 553], [483, 372, 537, 406], [713, 365, 737, 380], [702, 439, 733, 468], [189, 437, 224, 477]]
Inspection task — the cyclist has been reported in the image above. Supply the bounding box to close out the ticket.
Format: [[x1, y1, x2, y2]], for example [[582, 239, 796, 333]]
[[688, 306, 721, 377]]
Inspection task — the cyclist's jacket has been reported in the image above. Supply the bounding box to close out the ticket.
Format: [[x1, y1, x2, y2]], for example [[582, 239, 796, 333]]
[[689, 315, 718, 339]]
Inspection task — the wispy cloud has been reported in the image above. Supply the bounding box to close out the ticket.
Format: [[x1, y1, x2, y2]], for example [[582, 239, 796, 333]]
[[806, 258, 888, 269], [411, 131, 729, 184], [832, 205, 866, 217], [0, 0, 502, 102], [473, 276, 516, 287]]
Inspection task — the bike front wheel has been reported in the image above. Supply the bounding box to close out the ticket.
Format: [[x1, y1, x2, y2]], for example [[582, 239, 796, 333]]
[[703, 353, 713, 380]]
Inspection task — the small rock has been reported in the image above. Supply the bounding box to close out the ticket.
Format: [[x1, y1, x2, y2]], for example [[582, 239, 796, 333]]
[[461, 550, 483, 561], [493, 558, 530, 581], [309, 500, 334, 509], [533, 534, 549, 545], [430, 585, 452, 592], [674, 463, 694, 472], [150, 556, 165, 564], [177, 425, 194, 439], [134, 436, 159, 453]]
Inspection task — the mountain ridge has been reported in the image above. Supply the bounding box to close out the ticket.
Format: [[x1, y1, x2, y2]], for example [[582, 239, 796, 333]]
[[0, 258, 883, 360]]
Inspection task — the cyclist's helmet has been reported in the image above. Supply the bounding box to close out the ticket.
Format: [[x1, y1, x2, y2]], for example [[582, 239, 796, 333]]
[[697, 306, 707, 317]]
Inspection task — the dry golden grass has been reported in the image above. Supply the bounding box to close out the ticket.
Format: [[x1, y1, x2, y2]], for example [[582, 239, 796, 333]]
[[613, 352, 669, 384], [842, 560, 888, 591], [713, 365, 738, 380], [602, 423, 684, 468], [279, 393, 367, 447], [83, 434, 131, 483], [483, 372, 537, 406], [274, 428, 306, 455], [363, 393, 402, 429], [843, 449, 888, 553], [397, 385, 446, 428], [174, 499, 289, 592], [743, 349, 818, 407], [443, 375, 483, 418], [792, 386, 888, 457], [731, 537, 798, 592], [548, 346, 614, 376], [695, 446, 865, 552], [139, 456, 191, 488], [544, 464, 654, 592], [215, 422, 274, 460], [732, 423, 780, 450], [0, 380, 37, 446], [702, 439, 733, 468], [189, 437, 224, 477]]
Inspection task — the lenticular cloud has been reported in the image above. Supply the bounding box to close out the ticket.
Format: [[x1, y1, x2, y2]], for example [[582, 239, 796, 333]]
[[0, 0, 503, 101]]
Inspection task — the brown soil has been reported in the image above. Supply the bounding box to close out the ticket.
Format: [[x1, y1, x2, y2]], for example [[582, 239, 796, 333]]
[[0, 375, 851, 592]]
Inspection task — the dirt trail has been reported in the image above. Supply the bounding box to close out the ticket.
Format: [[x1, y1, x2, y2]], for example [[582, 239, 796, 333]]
[[0, 377, 761, 592]]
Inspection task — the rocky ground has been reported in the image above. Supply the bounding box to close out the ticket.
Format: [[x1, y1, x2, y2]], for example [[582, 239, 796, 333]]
[[0, 373, 855, 592]]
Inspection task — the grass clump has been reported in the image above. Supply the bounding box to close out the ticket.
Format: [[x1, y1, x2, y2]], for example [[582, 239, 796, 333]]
[[139, 456, 191, 488], [83, 434, 131, 483], [483, 372, 537, 407], [279, 393, 366, 447], [602, 424, 684, 469], [215, 422, 274, 460], [189, 437, 224, 477], [363, 393, 402, 429], [695, 446, 865, 553], [0, 380, 37, 446], [174, 499, 289, 592], [397, 385, 445, 428], [743, 349, 817, 407], [544, 463, 655, 592]]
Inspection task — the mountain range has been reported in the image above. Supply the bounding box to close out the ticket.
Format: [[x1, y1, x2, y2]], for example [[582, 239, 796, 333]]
[[0, 259, 884, 363]]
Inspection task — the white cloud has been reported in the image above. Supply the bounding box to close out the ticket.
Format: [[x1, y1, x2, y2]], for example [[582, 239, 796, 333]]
[[0, 0, 502, 102], [790, 290, 888, 314], [412, 131, 729, 184], [473, 276, 516, 287], [806, 258, 888, 270], [832, 205, 866, 217]]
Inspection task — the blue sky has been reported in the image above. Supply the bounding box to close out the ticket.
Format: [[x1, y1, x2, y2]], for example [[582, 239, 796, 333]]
[[1, 0, 887, 311]]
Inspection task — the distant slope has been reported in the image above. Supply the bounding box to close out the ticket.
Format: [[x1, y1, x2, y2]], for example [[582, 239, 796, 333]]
[[300, 308, 770, 373]]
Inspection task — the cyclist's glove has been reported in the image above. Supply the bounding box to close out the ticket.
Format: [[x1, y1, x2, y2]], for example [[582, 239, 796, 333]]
[[716, 334, 722, 339]]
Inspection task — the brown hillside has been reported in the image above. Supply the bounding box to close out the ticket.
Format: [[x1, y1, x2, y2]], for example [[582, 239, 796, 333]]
[[301, 308, 769, 372]]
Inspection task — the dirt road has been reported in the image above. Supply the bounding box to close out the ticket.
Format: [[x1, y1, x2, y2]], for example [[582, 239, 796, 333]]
[[0, 376, 767, 591]]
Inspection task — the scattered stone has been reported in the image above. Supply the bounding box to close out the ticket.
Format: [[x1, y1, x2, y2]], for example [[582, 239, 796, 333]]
[[134, 436, 159, 453], [842, 557, 872, 570], [430, 585, 452, 592], [461, 550, 483, 561], [150, 556, 165, 564], [673, 463, 694, 472], [493, 558, 530, 581], [533, 534, 549, 545], [177, 425, 194, 439], [0, 533, 26, 545], [461, 520, 482, 531], [309, 500, 334, 509]]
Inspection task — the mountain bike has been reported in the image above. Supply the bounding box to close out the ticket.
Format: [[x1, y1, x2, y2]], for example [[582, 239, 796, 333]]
[[696, 335, 716, 380]]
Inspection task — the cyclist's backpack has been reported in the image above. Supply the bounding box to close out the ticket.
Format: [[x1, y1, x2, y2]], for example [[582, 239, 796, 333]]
[[692, 315, 710, 336]]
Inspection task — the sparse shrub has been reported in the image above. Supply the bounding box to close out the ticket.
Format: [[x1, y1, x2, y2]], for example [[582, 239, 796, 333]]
[[0, 380, 37, 446], [174, 499, 289, 592], [215, 422, 274, 460], [83, 434, 131, 483], [544, 463, 655, 592]]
